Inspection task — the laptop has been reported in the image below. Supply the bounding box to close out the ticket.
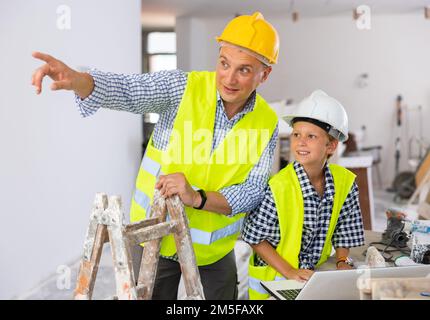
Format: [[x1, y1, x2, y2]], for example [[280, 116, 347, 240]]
[[260, 265, 430, 300]]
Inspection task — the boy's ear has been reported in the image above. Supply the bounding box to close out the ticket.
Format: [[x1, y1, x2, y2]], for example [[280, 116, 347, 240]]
[[327, 138, 338, 155]]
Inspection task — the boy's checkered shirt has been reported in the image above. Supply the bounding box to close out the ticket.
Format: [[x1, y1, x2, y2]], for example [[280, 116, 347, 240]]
[[242, 161, 365, 269]]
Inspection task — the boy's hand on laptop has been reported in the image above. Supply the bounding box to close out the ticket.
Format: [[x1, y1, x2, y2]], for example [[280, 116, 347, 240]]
[[286, 269, 314, 282]]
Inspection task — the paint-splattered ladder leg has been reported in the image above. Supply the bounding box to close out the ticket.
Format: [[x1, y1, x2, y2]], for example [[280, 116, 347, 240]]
[[74, 193, 108, 300], [167, 195, 205, 300], [106, 196, 137, 300], [137, 189, 167, 299]]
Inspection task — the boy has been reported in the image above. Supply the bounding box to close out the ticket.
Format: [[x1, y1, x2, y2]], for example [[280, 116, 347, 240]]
[[242, 90, 365, 300]]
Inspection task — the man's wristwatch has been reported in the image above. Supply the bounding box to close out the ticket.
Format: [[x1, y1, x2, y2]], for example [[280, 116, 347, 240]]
[[193, 189, 207, 210], [336, 257, 354, 267]]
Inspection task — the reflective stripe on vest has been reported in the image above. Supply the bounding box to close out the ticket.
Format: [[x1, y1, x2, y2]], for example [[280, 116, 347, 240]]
[[134, 188, 152, 218], [141, 156, 162, 177], [135, 156, 163, 218], [190, 217, 244, 245]]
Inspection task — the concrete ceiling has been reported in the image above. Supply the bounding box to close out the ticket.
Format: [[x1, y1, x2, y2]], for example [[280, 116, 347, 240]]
[[141, 0, 430, 29]]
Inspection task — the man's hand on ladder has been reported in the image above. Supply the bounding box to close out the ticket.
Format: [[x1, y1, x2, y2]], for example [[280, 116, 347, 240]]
[[155, 173, 202, 208]]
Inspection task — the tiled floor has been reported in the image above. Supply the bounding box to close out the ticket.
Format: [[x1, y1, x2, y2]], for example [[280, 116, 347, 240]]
[[17, 187, 410, 300]]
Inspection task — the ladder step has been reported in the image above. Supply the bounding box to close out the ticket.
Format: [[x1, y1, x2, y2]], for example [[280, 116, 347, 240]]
[[126, 220, 178, 245], [101, 217, 164, 244], [125, 217, 161, 233]]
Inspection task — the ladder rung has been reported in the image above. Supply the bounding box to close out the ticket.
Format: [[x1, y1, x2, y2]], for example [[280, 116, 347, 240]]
[[126, 220, 178, 245], [125, 217, 161, 233], [101, 217, 163, 244]]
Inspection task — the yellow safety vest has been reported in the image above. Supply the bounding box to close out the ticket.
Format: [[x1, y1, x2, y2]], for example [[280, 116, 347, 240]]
[[130, 71, 278, 266], [248, 163, 356, 299]]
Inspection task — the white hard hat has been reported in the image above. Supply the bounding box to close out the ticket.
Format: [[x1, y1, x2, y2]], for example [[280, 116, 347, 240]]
[[282, 90, 349, 142]]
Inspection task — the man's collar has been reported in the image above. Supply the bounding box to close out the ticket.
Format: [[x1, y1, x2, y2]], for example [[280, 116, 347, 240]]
[[216, 90, 257, 119]]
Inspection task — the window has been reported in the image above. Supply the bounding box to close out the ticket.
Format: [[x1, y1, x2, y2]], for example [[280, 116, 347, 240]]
[[141, 31, 177, 155], [146, 32, 177, 72], [143, 31, 177, 124]]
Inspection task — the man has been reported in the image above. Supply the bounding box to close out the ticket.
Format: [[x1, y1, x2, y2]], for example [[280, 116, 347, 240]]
[[31, 12, 280, 300]]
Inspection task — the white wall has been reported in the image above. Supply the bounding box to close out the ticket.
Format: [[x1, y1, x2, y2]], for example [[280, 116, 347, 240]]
[[176, 13, 430, 186], [0, 0, 142, 299]]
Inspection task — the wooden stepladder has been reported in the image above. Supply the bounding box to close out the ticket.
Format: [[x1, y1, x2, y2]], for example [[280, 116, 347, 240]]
[[73, 189, 205, 300]]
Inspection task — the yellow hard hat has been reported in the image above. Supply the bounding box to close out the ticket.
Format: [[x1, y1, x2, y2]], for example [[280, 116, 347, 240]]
[[216, 12, 279, 64]]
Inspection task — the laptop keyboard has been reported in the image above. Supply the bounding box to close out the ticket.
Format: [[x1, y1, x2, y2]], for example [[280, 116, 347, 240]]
[[277, 289, 302, 300]]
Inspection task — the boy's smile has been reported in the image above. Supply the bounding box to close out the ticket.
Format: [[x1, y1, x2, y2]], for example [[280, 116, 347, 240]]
[[296, 150, 310, 156]]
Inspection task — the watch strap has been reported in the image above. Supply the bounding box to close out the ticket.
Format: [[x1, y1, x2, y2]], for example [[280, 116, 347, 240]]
[[193, 189, 207, 210]]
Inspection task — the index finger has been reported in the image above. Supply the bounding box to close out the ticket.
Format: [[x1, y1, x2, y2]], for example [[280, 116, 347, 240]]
[[155, 175, 165, 188], [32, 51, 55, 64]]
